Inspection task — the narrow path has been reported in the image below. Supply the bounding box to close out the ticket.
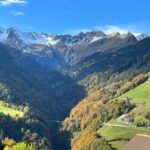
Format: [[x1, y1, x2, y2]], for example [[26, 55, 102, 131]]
[[103, 123, 136, 128], [49, 120, 63, 123]]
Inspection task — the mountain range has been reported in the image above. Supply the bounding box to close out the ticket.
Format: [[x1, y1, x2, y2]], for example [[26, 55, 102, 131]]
[[0, 27, 148, 68], [0, 27, 150, 150]]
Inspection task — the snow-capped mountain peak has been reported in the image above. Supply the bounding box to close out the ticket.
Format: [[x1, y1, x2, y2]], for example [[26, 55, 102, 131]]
[[0, 27, 60, 47], [41, 34, 60, 46], [0, 28, 8, 43], [0, 27, 149, 66], [135, 34, 149, 41]]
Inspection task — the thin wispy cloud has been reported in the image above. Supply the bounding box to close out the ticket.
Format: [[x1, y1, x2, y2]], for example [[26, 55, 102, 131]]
[[67, 24, 141, 35], [10, 10, 25, 16], [95, 25, 140, 35], [0, 0, 28, 7], [96, 25, 128, 34]]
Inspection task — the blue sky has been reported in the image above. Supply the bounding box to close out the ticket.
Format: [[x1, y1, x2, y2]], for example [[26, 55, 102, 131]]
[[0, 0, 150, 34]]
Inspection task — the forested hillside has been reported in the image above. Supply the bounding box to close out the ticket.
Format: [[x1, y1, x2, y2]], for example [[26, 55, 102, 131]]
[[60, 38, 150, 150], [0, 43, 86, 149]]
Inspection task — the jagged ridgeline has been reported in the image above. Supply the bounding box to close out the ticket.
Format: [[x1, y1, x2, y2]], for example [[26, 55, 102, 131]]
[[0, 28, 150, 150]]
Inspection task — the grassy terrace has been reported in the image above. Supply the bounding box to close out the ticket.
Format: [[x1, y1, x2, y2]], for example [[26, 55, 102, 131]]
[[0, 103, 24, 118], [120, 80, 150, 106], [4, 142, 34, 150], [120, 80, 150, 118]]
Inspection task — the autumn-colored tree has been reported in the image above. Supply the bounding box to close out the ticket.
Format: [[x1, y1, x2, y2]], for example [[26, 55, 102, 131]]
[[117, 74, 148, 95], [2, 137, 16, 147]]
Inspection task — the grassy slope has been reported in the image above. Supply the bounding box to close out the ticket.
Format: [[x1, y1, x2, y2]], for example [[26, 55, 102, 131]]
[[98, 80, 150, 150], [120, 80, 150, 105], [4, 142, 34, 150], [98, 124, 150, 140], [121, 80, 150, 118], [0, 104, 23, 118]]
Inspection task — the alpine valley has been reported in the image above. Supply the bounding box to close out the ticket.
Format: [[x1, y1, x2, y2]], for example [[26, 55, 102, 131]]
[[0, 27, 150, 150]]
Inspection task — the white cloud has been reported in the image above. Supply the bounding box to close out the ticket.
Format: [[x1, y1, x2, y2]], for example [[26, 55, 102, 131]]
[[10, 10, 25, 16], [67, 24, 141, 35], [97, 25, 127, 34], [95, 25, 140, 35], [0, 0, 28, 7]]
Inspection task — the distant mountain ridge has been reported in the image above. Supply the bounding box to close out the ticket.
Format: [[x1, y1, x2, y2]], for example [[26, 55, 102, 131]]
[[0, 27, 148, 68]]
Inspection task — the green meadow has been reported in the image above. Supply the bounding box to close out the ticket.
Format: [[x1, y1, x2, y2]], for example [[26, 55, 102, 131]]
[[0, 104, 24, 118], [120, 80, 150, 106]]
